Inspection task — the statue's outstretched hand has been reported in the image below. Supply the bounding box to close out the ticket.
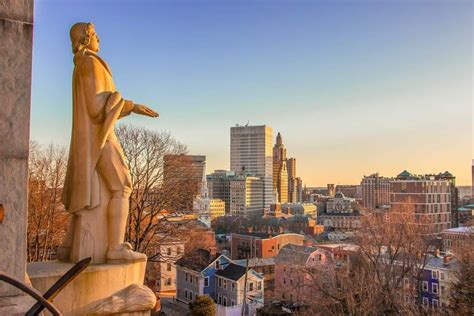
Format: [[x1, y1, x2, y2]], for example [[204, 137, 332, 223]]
[[132, 104, 159, 118]]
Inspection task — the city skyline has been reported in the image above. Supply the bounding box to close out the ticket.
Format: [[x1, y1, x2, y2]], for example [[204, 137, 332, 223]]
[[31, 0, 472, 186]]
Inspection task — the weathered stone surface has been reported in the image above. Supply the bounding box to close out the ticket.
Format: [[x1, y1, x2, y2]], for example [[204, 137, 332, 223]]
[[0, 11, 33, 158], [0, 1, 33, 297], [82, 284, 156, 315], [28, 260, 151, 315], [0, 0, 34, 23], [0, 158, 28, 296], [0, 294, 36, 315]]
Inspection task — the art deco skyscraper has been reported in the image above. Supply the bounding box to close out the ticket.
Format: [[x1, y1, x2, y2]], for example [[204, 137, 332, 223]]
[[230, 125, 273, 210], [273, 133, 289, 203]]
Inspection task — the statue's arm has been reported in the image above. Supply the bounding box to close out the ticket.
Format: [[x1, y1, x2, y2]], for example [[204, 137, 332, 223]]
[[118, 100, 134, 118]]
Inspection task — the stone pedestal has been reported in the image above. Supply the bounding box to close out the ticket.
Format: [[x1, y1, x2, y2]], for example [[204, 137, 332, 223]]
[[28, 260, 156, 315]]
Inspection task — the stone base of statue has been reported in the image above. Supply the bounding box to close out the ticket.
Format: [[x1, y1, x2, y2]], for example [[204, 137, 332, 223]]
[[27, 260, 157, 315]]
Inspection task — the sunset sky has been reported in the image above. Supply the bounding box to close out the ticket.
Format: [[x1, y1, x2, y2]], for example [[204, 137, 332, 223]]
[[31, 0, 472, 186]]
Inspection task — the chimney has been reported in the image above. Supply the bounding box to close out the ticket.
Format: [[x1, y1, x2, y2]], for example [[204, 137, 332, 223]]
[[435, 249, 440, 257], [209, 246, 217, 258]]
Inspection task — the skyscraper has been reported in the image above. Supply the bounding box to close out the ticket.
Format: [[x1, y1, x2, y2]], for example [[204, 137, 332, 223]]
[[287, 158, 297, 202], [273, 133, 289, 203], [472, 160, 474, 201], [230, 125, 273, 209]]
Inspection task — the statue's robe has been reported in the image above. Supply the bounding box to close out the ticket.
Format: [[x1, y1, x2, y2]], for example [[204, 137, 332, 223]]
[[62, 48, 134, 213]]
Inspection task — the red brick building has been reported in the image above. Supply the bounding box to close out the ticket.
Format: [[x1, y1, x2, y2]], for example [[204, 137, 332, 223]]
[[230, 232, 306, 260]]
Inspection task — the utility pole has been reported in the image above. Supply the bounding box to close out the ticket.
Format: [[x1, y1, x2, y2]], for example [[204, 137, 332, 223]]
[[241, 256, 249, 316]]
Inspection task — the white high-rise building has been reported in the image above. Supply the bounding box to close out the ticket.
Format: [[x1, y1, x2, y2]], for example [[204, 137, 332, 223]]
[[230, 125, 273, 210]]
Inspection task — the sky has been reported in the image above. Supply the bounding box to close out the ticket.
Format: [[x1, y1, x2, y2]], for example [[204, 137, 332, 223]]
[[32, 0, 472, 186]]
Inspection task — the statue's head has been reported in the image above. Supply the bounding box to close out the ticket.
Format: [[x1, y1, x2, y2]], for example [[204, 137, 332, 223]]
[[70, 22, 99, 54]]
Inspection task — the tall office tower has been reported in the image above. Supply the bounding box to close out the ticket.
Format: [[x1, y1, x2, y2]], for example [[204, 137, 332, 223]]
[[272, 133, 289, 203], [361, 173, 392, 210], [391, 171, 451, 236], [207, 170, 263, 218], [472, 160, 474, 202], [295, 177, 303, 202], [435, 171, 459, 227], [163, 154, 206, 211], [207, 170, 232, 214], [287, 158, 297, 202], [230, 125, 273, 210]]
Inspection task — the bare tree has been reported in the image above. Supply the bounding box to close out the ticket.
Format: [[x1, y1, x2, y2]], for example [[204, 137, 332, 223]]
[[27, 142, 69, 262], [448, 226, 474, 315], [292, 210, 436, 315], [115, 124, 198, 256]]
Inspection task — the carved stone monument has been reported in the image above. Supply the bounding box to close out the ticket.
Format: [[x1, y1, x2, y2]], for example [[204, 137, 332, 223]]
[[27, 22, 159, 315]]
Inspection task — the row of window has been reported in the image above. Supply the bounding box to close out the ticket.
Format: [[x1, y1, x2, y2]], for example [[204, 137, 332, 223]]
[[421, 281, 439, 295], [185, 272, 199, 285], [217, 294, 235, 307]]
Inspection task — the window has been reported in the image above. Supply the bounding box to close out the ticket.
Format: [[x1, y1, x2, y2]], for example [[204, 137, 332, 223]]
[[184, 289, 188, 299], [216, 260, 220, 269], [231, 300, 235, 306], [440, 272, 445, 281], [433, 299, 439, 309], [218, 294, 222, 305], [223, 279, 227, 289], [189, 291, 193, 300], [167, 263, 172, 271], [432, 283, 439, 295], [283, 277, 286, 284], [318, 254, 322, 261], [431, 270, 438, 279], [218, 277, 222, 288], [422, 281, 428, 292], [177, 247, 182, 255], [249, 282, 254, 291], [422, 297, 428, 307], [223, 297, 227, 307], [166, 278, 171, 286], [185, 273, 188, 282], [257, 281, 262, 291], [231, 282, 236, 292], [204, 277, 209, 287], [167, 247, 172, 256]]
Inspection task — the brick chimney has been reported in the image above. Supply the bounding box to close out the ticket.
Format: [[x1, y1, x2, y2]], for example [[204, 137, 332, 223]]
[[209, 246, 217, 258]]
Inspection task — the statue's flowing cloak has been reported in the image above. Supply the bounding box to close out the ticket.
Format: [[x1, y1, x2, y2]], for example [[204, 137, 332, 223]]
[[62, 48, 133, 213]]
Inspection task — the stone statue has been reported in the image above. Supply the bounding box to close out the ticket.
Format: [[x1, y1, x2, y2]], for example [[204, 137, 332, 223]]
[[59, 22, 158, 263]]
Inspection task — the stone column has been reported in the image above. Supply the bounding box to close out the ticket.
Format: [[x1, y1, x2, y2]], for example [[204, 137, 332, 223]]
[[0, 0, 34, 296]]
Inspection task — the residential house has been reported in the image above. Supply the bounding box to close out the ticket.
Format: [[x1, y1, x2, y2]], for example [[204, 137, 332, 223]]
[[274, 244, 333, 304], [176, 248, 232, 303]]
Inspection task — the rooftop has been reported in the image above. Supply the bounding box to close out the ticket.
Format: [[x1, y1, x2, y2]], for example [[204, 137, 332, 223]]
[[275, 244, 319, 265], [214, 263, 247, 281], [234, 257, 275, 268], [176, 248, 219, 272], [442, 226, 473, 234]]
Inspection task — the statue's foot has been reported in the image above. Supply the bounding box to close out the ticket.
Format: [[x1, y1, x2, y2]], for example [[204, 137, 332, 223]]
[[106, 242, 147, 263]]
